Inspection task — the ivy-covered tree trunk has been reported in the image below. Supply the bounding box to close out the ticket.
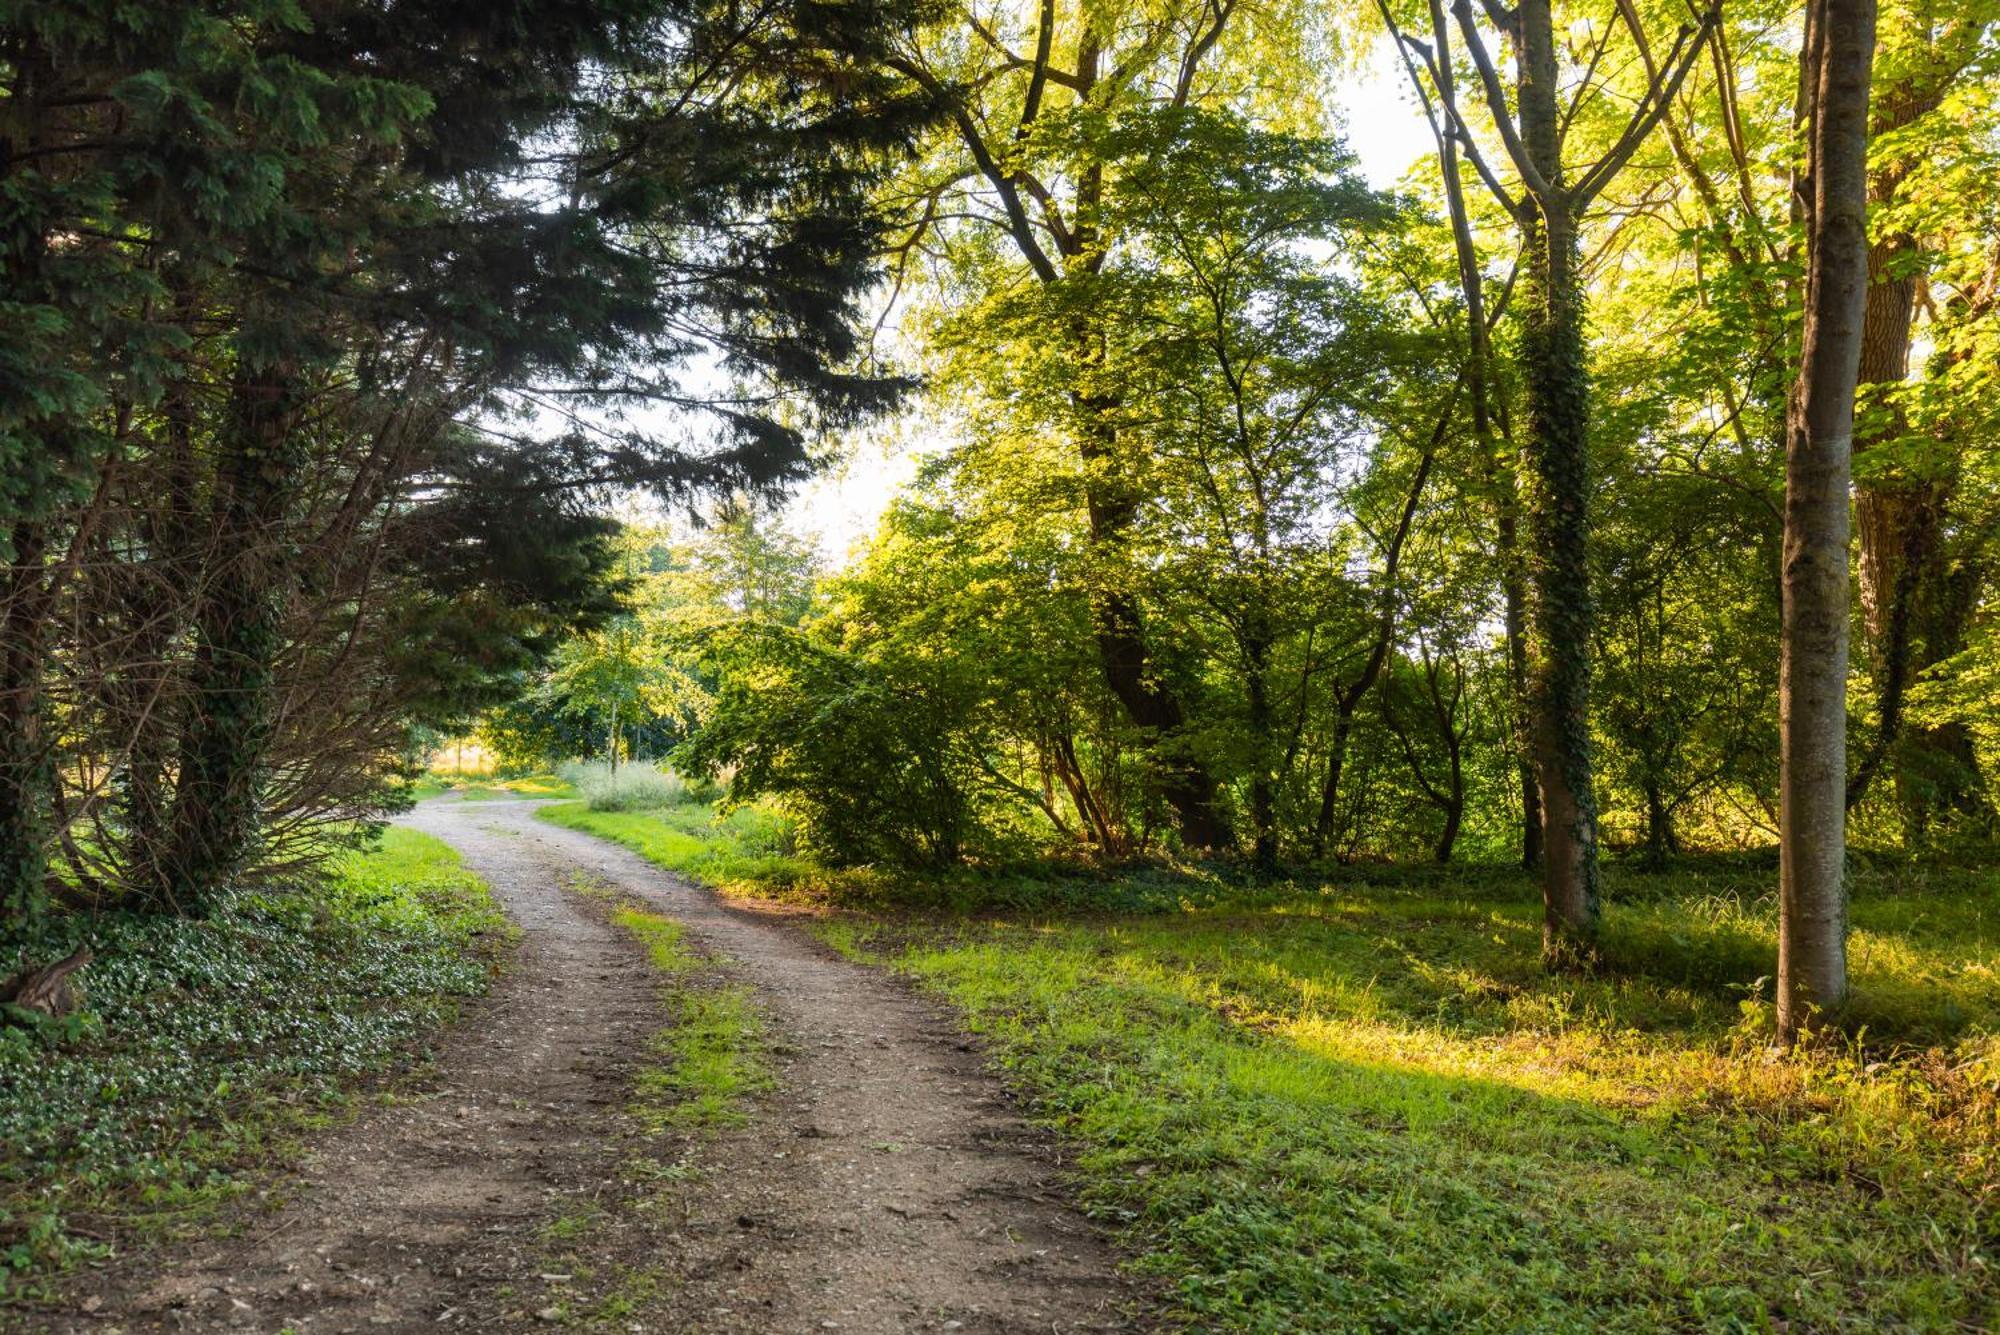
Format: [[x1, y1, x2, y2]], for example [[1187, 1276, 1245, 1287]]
[[1778, 0, 1876, 1045], [1516, 0, 1601, 962], [155, 364, 303, 912]]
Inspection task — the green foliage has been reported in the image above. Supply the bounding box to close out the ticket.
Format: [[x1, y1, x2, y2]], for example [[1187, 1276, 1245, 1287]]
[[0, 829, 509, 1293], [678, 620, 992, 867]]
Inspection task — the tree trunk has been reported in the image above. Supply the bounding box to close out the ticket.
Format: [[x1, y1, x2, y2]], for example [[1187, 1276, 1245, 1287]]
[[1778, 0, 1875, 1045], [1501, 511, 1543, 870], [1642, 778, 1677, 870], [119, 354, 201, 893], [157, 365, 303, 912], [1425, 0, 1541, 871], [1516, 0, 1601, 962], [0, 524, 54, 929], [1074, 401, 1230, 849], [1245, 630, 1277, 872]]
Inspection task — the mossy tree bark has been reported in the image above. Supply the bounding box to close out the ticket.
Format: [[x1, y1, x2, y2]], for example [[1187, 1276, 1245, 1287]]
[[1446, 0, 1715, 962], [156, 364, 305, 912], [1777, 0, 1876, 1045]]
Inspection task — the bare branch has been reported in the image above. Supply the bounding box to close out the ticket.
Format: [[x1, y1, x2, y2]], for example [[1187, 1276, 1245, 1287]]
[[1574, 4, 1724, 207]]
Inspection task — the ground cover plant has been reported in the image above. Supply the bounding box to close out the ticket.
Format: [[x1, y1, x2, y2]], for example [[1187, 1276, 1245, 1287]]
[[0, 830, 510, 1298], [558, 798, 1999, 1330]]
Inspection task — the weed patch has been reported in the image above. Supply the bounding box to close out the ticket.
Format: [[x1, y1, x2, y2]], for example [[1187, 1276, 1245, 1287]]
[[599, 903, 770, 1132]]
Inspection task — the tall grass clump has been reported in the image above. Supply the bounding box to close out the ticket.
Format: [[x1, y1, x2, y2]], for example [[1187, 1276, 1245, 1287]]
[[558, 760, 701, 812]]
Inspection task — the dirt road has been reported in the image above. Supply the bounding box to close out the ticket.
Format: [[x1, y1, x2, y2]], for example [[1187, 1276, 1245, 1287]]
[[57, 798, 1145, 1334]]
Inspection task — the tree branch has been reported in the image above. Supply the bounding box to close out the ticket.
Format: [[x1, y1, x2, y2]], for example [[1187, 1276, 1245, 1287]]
[[1573, 4, 1723, 207], [1448, 0, 1555, 201]]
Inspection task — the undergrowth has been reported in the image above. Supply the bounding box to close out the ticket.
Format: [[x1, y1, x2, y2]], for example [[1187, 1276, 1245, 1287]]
[[0, 828, 511, 1299]]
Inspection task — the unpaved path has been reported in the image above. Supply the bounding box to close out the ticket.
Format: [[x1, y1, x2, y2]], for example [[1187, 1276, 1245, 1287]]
[[52, 798, 1146, 1334]]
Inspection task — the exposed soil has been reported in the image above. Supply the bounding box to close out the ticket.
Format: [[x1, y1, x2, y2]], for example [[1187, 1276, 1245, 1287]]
[[39, 798, 1149, 1334]]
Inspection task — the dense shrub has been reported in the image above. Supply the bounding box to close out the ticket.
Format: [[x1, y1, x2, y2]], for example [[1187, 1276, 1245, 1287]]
[[679, 626, 985, 868]]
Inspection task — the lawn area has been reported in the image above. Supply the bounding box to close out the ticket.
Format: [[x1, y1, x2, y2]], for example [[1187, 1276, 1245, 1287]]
[[0, 829, 512, 1298], [544, 800, 2000, 1331], [411, 772, 575, 802]]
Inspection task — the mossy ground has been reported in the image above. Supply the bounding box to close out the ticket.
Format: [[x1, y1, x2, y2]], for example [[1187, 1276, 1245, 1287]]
[[545, 799, 1999, 1331]]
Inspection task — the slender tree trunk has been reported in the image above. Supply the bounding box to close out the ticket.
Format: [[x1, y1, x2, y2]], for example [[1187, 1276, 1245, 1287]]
[[1642, 778, 1677, 870], [1516, 0, 1601, 961], [607, 697, 620, 775], [1437, 653, 1467, 865], [1778, 0, 1876, 1045], [1423, 0, 1541, 871], [1245, 629, 1277, 872], [1502, 539, 1542, 869], [121, 350, 201, 893], [1311, 399, 1448, 858], [1435, 714, 1465, 865], [158, 365, 304, 912]]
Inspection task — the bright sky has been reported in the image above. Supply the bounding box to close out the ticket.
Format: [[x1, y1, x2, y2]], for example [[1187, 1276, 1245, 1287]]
[[778, 38, 1438, 567]]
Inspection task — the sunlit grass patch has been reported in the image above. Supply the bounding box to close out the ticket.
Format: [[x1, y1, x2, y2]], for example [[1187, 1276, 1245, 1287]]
[[539, 801, 824, 900], [813, 882, 1998, 1332], [415, 772, 577, 803]]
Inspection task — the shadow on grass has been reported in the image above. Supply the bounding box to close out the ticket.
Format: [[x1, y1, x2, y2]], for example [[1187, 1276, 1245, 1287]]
[[844, 921, 1993, 1333]]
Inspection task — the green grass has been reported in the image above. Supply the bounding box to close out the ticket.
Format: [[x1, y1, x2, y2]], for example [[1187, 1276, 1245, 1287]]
[[0, 828, 512, 1298], [416, 772, 575, 803], [547, 799, 2000, 1332], [600, 901, 770, 1132], [539, 801, 820, 897]]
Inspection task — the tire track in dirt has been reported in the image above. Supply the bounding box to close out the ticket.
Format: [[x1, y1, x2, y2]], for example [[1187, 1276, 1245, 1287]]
[[45, 797, 1147, 1334]]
